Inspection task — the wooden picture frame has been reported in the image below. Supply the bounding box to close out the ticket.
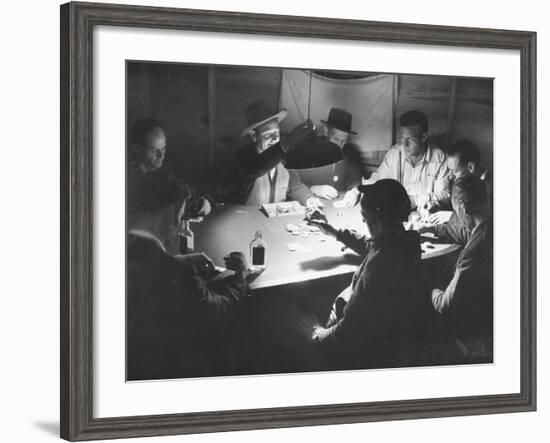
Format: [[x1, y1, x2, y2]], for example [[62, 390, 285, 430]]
[[60, 1, 536, 440]]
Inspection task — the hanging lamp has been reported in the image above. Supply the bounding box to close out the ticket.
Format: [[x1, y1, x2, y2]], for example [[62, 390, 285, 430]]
[[285, 70, 344, 170]]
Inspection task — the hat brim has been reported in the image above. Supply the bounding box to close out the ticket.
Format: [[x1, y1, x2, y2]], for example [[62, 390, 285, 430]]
[[320, 120, 357, 135], [240, 109, 288, 138]]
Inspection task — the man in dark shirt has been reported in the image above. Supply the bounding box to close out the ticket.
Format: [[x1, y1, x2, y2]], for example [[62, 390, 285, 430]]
[[236, 99, 316, 206], [431, 176, 493, 360], [127, 201, 250, 380], [308, 179, 425, 368]]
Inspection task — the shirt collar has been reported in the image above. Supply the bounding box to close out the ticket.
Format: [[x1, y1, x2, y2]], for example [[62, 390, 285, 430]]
[[400, 143, 431, 166]]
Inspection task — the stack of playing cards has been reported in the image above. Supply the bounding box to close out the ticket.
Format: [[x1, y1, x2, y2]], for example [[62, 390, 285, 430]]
[[285, 222, 321, 237]]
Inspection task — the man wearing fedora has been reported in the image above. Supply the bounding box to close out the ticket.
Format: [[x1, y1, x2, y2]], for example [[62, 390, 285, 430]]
[[235, 99, 315, 206], [286, 108, 364, 206]]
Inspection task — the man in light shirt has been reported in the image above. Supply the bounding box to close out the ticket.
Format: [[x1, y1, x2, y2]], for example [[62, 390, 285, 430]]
[[342, 110, 450, 211]]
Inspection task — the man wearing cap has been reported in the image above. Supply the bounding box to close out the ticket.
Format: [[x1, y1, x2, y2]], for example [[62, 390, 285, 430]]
[[308, 179, 425, 367], [235, 99, 315, 206], [342, 110, 451, 211], [286, 108, 364, 205]]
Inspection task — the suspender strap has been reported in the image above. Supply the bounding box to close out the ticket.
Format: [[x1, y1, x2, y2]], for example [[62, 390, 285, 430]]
[[267, 167, 278, 203]]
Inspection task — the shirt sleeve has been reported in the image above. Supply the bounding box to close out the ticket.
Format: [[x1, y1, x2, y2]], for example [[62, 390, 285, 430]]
[[186, 267, 249, 319], [431, 251, 477, 315], [430, 158, 451, 208], [287, 170, 314, 204], [364, 148, 398, 183], [237, 143, 286, 180], [335, 229, 370, 256], [434, 213, 469, 245]]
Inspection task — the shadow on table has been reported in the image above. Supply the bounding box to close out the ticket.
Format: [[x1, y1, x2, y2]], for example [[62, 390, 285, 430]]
[[299, 253, 361, 272]]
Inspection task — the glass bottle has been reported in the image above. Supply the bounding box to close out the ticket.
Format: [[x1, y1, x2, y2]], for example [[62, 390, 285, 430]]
[[249, 230, 266, 270], [178, 220, 194, 254]]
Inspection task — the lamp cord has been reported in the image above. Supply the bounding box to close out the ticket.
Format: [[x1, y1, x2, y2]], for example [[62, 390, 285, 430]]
[[307, 70, 313, 121]]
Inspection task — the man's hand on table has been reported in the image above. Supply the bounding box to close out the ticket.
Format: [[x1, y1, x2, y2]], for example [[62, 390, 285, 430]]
[[428, 210, 453, 225], [411, 220, 436, 235], [305, 197, 324, 209], [310, 185, 338, 200], [307, 218, 338, 238], [409, 210, 453, 234], [334, 188, 360, 208]]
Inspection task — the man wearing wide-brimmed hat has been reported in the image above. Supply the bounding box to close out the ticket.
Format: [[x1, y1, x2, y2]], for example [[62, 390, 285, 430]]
[[287, 108, 365, 206], [235, 99, 315, 206]]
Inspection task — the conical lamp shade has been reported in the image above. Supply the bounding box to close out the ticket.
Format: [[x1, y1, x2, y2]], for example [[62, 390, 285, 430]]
[[285, 138, 344, 169]]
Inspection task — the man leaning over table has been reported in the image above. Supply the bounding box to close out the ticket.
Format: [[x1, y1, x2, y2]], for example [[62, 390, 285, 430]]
[[235, 99, 320, 207], [341, 110, 451, 211], [430, 176, 493, 361], [418, 139, 492, 245]]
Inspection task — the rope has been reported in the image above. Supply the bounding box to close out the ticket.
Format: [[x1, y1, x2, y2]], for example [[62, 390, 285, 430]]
[[307, 70, 313, 120]]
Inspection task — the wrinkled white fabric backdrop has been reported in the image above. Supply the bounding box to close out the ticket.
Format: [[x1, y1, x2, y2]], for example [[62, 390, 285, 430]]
[[279, 70, 395, 157]]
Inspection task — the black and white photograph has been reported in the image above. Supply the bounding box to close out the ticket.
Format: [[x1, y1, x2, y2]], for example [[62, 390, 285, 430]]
[[126, 61, 494, 381]]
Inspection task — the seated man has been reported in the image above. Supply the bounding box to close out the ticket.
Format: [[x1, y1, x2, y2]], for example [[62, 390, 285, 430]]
[[420, 139, 492, 245], [235, 99, 316, 206], [128, 118, 211, 245], [127, 198, 250, 380], [431, 176, 493, 361], [345, 110, 450, 210], [287, 108, 364, 205], [308, 179, 425, 368]]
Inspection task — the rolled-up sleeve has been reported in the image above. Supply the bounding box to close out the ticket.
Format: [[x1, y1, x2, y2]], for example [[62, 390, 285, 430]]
[[237, 144, 286, 180], [335, 229, 370, 256]]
